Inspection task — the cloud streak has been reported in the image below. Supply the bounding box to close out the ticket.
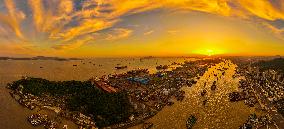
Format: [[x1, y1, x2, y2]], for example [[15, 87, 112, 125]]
[[144, 30, 154, 35], [238, 0, 284, 20], [1, 0, 25, 39], [28, 0, 44, 32], [105, 28, 133, 40]]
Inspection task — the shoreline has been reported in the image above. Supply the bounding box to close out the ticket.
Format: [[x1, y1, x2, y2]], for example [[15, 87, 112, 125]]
[[4, 58, 209, 129], [2, 57, 282, 129]]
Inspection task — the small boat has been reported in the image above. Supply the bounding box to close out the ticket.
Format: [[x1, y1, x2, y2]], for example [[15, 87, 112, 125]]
[[211, 81, 217, 90], [186, 115, 197, 129], [201, 90, 206, 96], [203, 99, 208, 106], [115, 66, 127, 69], [9, 92, 14, 98], [156, 65, 168, 70], [143, 122, 153, 129], [167, 100, 174, 106], [211, 84, 216, 90]]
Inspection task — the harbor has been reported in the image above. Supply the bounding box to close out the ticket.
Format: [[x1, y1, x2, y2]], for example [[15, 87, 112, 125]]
[[131, 60, 263, 129], [1, 57, 283, 129], [0, 57, 194, 129]]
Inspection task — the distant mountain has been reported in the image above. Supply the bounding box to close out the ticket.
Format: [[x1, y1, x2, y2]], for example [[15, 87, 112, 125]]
[[0, 56, 82, 61]]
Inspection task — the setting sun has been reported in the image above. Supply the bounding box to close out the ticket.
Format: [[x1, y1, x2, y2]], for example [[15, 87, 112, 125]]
[[206, 49, 214, 56], [192, 48, 225, 56]]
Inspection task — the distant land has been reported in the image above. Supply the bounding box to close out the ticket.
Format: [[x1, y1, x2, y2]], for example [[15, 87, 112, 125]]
[[0, 56, 81, 61]]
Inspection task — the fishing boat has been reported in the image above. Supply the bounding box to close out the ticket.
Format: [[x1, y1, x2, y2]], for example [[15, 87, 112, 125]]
[[115, 66, 127, 69], [143, 122, 153, 129], [186, 115, 197, 129], [156, 65, 168, 70], [211, 81, 217, 90], [201, 90, 206, 96]]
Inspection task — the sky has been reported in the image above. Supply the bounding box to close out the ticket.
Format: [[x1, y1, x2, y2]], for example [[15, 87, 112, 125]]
[[0, 0, 284, 57]]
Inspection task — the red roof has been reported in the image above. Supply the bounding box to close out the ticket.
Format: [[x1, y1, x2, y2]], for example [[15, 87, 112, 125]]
[[92, 80, 117, 93]]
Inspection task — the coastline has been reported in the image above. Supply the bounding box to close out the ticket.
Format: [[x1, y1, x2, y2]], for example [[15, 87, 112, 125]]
[[2, 58, 197, 128], [2, 57, 278, 129]]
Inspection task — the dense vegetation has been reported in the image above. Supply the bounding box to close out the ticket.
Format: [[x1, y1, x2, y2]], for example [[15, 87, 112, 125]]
[[9, 78, 133, 127], [253, 58, 284, 74], [274, 99, 284, 117]]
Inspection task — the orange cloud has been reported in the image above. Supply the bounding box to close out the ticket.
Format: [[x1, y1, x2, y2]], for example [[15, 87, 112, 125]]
[[105, 28, 133, 40], [52, 36, 94, 50], [28, 0, 44, 31], [1, 0, 284, 55], [0, 14, 24, 40], [0, 39, 40, 56], [238, 0, 284, 20], [58, 0, 74, 14], [144, 30, 154, 35], [167, 30, 180, 35], [167, 0, 231, 16], [262, 22, 284, 40], [51, 19, 117, 41], [1, 0, 25, 39]]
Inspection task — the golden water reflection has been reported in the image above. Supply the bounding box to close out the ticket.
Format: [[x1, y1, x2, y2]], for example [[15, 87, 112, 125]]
[[131, 60, 262, 129]]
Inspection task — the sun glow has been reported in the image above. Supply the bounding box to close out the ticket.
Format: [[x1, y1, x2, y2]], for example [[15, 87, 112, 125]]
[[192, 48, 226, 56], [206, 49, 214, 56]]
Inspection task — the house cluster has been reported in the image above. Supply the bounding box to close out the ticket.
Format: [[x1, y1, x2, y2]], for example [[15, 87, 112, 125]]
[[27, 114, 58, 129], [60, 112, 98, 129]]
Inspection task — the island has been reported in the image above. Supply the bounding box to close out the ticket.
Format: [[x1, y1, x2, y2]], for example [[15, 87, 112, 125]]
[[7, 78, 133, 129], [0, 56, 81, 61]]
